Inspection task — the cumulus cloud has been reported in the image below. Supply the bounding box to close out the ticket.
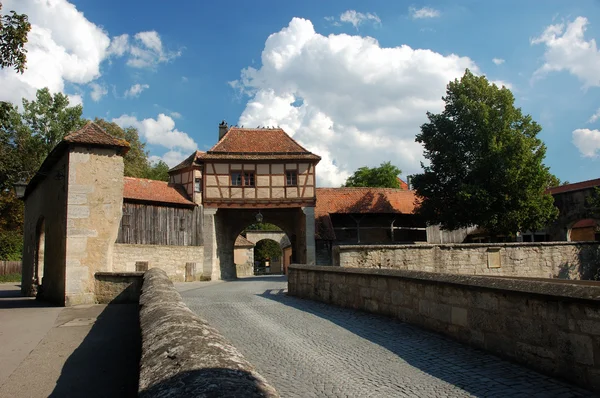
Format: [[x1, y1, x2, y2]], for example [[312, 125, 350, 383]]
[[409, 7, 441, 19], [339, 10, 381, 29], [112, 113, 197, 151], [492, 58, 505, 65], [231, 17, 477, 186], [573, 128, 600, 157], [124, 83, 150, 98], [531, 17, 600, 88], [89, 82, 107, 101], [149, 150, 188, 167], [170, 111, 182, 119], [0, 0, 180, 107], [108, 31, 181, 68], [588, 108, 600, 124]]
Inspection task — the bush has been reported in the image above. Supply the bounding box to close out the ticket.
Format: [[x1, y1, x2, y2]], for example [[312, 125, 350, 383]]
[[0, 230, 23, 260]]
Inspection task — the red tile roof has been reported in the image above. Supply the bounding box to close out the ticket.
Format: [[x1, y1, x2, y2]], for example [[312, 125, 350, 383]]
[[64, 122, 130, 151], [572, 219, 598, 228], [397, 177, 409, 190], [204, 127, 320, 161], [547, 178, 600, 195], [314, 187, 419, 240], [169, 150, 206, 172], [235, 235, 255, 247], [123, 177, 195, 206]]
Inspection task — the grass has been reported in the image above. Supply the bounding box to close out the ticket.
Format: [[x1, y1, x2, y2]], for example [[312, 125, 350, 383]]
[[0, 273, 21, 283]]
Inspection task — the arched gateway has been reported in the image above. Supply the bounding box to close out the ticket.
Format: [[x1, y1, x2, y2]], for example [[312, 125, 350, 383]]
[[168, 122, 320, 280]]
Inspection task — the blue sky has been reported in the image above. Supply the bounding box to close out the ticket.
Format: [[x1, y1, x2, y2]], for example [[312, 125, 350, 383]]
[[1, 0, 600, 186]]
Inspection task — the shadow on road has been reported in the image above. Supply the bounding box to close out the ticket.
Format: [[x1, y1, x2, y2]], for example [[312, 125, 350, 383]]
[[257, 289, 594, 397], [49, 299, 141, 397], [0, 284, 58, 309]]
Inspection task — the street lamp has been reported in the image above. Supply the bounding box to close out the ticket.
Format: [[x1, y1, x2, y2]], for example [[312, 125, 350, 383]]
[[255, 211, 263, 223], [14, 179, 27, 199]]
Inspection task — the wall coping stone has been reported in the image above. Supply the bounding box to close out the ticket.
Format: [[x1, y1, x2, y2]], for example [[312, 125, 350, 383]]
[[289, 265, 600, 301], [96, 272, 145, 277], [138, 268, 279, 397], [337, 241, 600, 250]]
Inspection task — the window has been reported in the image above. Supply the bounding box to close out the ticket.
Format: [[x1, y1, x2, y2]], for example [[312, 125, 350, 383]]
[[194, 178, 201, 192], [286, 171, 297, 186], [244, 172, 255, 187], [231, 172, 242, 186]]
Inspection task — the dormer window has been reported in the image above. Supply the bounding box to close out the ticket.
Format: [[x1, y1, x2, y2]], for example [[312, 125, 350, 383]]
[[286, 171, 297, 186]]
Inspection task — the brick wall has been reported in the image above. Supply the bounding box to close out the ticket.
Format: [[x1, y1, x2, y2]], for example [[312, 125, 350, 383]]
[[335, 242, 600, 280], [288, 265, 600, 392], [112, 244, 203, 282]]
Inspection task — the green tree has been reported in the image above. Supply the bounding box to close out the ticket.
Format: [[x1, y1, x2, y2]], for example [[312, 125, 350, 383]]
[[144, 160, 170, 182], [343, 161, 402, 188], [245, 222, 282, 231], [0, 2, 31, 73], [412, 69, 558, 236], [254, 239, 282, 263]]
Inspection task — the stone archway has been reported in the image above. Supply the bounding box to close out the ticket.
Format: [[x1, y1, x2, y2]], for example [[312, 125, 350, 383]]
[[35, 217, 46, 287], [203, 206, 315, 280]]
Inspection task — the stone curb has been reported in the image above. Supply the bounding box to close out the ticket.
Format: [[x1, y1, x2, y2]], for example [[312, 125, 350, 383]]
[[138, 268, 279, 398]]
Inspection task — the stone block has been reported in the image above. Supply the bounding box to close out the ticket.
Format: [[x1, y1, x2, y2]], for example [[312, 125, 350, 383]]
[[557, 332, 595, 366], [578, 320, 600, 336], [451, 307, 468, 327], [68, 205, 90, 219]]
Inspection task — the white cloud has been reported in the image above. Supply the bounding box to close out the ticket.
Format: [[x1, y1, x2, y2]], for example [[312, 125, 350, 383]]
[[124, 83, 150, 98], [149, 150, 188, 167], [490, 80, 513, 90], [339, 10, 381, 29], [0, 0, 179, 107], [89, 82, 107, 101], [112, 113, 197, 151], [531, 17, 600, 88], [573, 128, 600, 157], [108, 31, 181, 69], [67, 93, 83, 107], [170, 111, 182, 119], [409, 7, 441, 19], [588, 108, 600, 123], [492, 58, 505, 65], [232, 17, 477, 186]]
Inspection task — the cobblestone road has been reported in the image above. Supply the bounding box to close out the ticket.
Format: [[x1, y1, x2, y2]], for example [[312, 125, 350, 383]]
[[179, 276, 596, 398]]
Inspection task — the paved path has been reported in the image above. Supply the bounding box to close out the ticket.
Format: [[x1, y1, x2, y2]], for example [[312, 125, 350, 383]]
[[179, 276, 596, 398]]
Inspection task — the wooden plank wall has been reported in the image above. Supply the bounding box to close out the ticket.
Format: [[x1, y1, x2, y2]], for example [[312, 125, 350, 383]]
[[117, 202, 203, 246], [0, 261, 21, 275]]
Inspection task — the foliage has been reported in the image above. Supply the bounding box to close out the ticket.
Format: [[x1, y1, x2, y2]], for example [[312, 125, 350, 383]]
[[254, 239, 282, 263], [144, 160, 170, 182], [412, 69, 558, 236], [0, 2, 31, 73], [344, 161, 402, 188], [0, 230, 22, 260], [245, 222, 282, 231], [546, 174, 570, 189], [0, 272, 21, 283], [585, 187, 600, 217]]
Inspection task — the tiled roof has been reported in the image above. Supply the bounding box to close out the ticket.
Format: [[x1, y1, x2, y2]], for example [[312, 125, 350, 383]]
[[397, 177, 409, 190], [235, 235, 255, 247], [205, 127, 320, 161], [64, 122, 130, 150], [314, 187, 419, 240], [547, 178, 600, 195], [123, 177, 195, 206], [572, 219, 598, 229], [169, 150, 206, 172]]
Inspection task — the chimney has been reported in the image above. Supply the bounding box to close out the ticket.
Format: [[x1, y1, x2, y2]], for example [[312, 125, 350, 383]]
[[218, 120, 229, 140]]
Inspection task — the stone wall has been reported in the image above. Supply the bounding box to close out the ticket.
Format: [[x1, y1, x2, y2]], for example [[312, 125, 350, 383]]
[[334, 242, 600, 280], [235, 247, 254, 277], [112, 244, 204, 282], [288, 265, 600, 392], [138, 268, 279, 397], [94, 272, 143, 304], [65, 146, 125, 305]]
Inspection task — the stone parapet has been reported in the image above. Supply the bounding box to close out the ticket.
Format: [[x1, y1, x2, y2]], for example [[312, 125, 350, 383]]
[[334, 242, 600, 280], [138, 268, 279, 397], [94, 272, 144, 304], [288, 264, 600, 393]]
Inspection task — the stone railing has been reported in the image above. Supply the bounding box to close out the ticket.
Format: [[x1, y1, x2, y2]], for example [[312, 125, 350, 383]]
[[138, 268, 279, 397], [333, 242, 600, 280], [94, 272, 144, 304], [288, 264, 600, 393]]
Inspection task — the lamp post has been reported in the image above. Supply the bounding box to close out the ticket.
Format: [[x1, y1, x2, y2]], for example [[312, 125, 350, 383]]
[[255, 211, 263, 223], [14, 179, 27, 199]]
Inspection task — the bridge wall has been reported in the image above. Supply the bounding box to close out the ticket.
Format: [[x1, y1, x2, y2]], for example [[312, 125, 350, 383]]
[[334, 242, 600, 280], [288, 265, 600, 393]]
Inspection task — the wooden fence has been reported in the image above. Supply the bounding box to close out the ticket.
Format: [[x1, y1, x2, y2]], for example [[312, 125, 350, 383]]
[[0, 261, 21, 275]]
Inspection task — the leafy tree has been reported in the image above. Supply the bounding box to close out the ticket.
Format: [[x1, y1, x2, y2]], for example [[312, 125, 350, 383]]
[[344, 161, 402, 188], [0, 2, 31, 73], [144, 160, 170, 181], [546, 174, 571, 189], [254, 239, 282, 263], [412, 69, 558, 236], [245, 223, 282, 231]]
